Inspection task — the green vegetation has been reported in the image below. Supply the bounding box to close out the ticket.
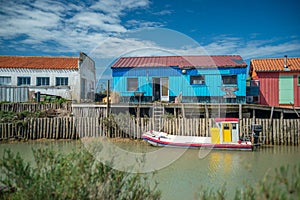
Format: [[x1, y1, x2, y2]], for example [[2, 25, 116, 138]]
[[0, 148, 161, 200], [196, 163, 300, 200], [38, 96, 67, 105], [0, 110, 45, 123]]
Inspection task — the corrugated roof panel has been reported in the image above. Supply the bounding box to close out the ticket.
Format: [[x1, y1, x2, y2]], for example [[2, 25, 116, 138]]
[[111, 55, 247, 68]]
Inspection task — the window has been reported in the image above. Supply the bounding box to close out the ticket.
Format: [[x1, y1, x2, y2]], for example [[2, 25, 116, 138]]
[[190, 75, 205, 85], [56, 77, 68, 86], [0, 76, 11, 86], [17, 77, 31, 86], [222, 75, 237, 85], [127, 78, 138, 91], [298, 75, 300, 86], [36, 77, 50, 86]]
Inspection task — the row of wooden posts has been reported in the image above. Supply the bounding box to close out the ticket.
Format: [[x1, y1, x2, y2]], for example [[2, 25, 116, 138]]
[[0, 102, 72, 112], [0, 116, 299, 146]]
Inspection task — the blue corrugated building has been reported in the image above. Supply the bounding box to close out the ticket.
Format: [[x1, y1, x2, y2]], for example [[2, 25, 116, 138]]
[[111, 55, 247, 103]]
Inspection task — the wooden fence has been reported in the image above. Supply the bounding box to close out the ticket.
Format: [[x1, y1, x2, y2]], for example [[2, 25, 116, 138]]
[[0, 117, 299, 146], [0, 103, 72, 112]]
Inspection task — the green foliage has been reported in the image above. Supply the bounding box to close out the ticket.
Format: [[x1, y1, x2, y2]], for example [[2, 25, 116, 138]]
[[0, 110, 44, 123], [50, 97, 67, 105], [0, 148, 161, 200], [163, 112, 175, 119], [101, 113, 138, 137], [196, 163, 300, 200]]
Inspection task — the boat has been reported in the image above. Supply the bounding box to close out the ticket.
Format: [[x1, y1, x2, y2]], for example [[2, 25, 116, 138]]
[[142, 118, 262, 151]]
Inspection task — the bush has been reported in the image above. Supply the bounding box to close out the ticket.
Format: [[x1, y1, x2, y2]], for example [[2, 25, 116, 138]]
[[196, 163, 300, 200], [0, 110, 45, 123], [0, 148, 161, 200]]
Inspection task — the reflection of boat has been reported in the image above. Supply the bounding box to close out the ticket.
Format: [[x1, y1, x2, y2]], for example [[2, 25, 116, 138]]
[[142, 118, 262, 151]]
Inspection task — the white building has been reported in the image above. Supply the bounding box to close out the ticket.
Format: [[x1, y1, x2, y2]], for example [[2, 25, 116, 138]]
[[0, 52, 95, 102]]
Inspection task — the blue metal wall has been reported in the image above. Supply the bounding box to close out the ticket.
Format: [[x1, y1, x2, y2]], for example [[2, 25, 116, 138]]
[[112, 67, 247, 102]]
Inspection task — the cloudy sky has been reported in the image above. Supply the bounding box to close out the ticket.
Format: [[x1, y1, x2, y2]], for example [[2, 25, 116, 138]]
[[1, 0, 300, 85]]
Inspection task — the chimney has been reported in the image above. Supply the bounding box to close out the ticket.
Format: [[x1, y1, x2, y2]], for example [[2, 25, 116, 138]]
[[284, 55, 288, 69]]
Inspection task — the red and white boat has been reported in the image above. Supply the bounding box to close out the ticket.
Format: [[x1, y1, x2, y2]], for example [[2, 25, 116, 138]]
[[142, 118, 262, 151]]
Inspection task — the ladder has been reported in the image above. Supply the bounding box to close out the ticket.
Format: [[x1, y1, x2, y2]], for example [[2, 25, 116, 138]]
[[152, 103, 165, 131]]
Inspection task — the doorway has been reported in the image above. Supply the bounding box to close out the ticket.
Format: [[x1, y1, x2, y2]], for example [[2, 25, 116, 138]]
[[152, 78, 169, 102], [279, 75, 294, 105], [222, 123, 232, 142]]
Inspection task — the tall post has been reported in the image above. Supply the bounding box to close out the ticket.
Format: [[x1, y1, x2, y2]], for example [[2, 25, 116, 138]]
[[239, 104, 242, 137], [106, 80, 110, 118]]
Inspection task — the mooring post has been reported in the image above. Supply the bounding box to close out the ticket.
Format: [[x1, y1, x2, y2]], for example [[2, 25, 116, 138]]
[[106, 80, 110, 118], [239, 104, 242, 136], [252, 109, 256, 123]]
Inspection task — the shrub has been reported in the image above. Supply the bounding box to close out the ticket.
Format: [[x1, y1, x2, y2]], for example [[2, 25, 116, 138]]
[[0, 148, 161, 200], [196, 163, 300, 200]]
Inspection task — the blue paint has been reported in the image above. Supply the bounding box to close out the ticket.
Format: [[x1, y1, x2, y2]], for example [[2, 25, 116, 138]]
[[112, 66, 247, 103]]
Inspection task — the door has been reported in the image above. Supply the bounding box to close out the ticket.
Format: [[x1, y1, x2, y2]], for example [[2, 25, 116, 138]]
[[279, 75, 294, 104], [222, 123, 232, 142], [152, 78, 160, 101], [160, 78, 169, 102], [231, 123, 238, 143]]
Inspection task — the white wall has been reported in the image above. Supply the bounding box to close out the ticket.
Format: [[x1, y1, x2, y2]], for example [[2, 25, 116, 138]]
[[0, 52, 96, 103], [0, 68, 80, 101], [78, 52, 96, 101]]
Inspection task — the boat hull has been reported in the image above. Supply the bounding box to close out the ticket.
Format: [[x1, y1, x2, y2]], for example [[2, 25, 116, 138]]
[[142, 131, 253, 151]]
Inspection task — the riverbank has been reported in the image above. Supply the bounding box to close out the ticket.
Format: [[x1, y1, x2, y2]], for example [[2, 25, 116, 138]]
[[1, 116, 299, 146], [1, 103, 299, 146]]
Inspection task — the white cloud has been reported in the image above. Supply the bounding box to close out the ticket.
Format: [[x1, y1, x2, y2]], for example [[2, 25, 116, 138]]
[[90, 37, 159, 59], [0, 0, 152, 54], [1, 0, 299, 76], [70, 11, 126, 32], [198, 36, 300, 60]]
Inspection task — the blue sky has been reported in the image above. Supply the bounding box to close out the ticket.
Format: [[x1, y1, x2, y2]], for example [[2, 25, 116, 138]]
[[1, 0, 300, 87]]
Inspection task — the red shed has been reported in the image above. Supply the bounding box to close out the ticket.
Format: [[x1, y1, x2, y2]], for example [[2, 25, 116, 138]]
[[250, 57, 300, 108]]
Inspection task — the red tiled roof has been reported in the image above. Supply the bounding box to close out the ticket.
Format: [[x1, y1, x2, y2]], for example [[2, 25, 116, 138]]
[[0, 56, 79, 70], [251, 57, 300, 71], [250, 57, 300, 78], [111, 55, 247, 68]]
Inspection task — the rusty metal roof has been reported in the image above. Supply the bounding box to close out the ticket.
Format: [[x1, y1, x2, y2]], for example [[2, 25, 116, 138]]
[[111, 55, 247, 68], [0, 56, 79, 70]]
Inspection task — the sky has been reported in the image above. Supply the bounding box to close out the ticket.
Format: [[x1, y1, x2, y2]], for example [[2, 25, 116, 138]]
[[1, 0, 300, 89]]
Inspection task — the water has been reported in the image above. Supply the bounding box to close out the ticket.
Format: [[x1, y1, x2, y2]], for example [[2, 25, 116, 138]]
[[1, 139, 299, 200]]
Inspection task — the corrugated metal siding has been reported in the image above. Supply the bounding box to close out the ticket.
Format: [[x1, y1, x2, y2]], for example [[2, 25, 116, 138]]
[[112, 67, 181, 77], [294, 75, 300, 107], [257, 72, 300, 107], [112, 67, 247, 100], [0, 87, 29, 102], [257, 72, 279, 106]]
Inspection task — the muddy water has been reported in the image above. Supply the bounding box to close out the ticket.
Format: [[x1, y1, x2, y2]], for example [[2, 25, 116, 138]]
[[1, 139, 299, 200]]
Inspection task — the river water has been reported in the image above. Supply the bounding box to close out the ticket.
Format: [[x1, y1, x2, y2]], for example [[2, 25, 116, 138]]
[[1, 139, 299, 200]]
